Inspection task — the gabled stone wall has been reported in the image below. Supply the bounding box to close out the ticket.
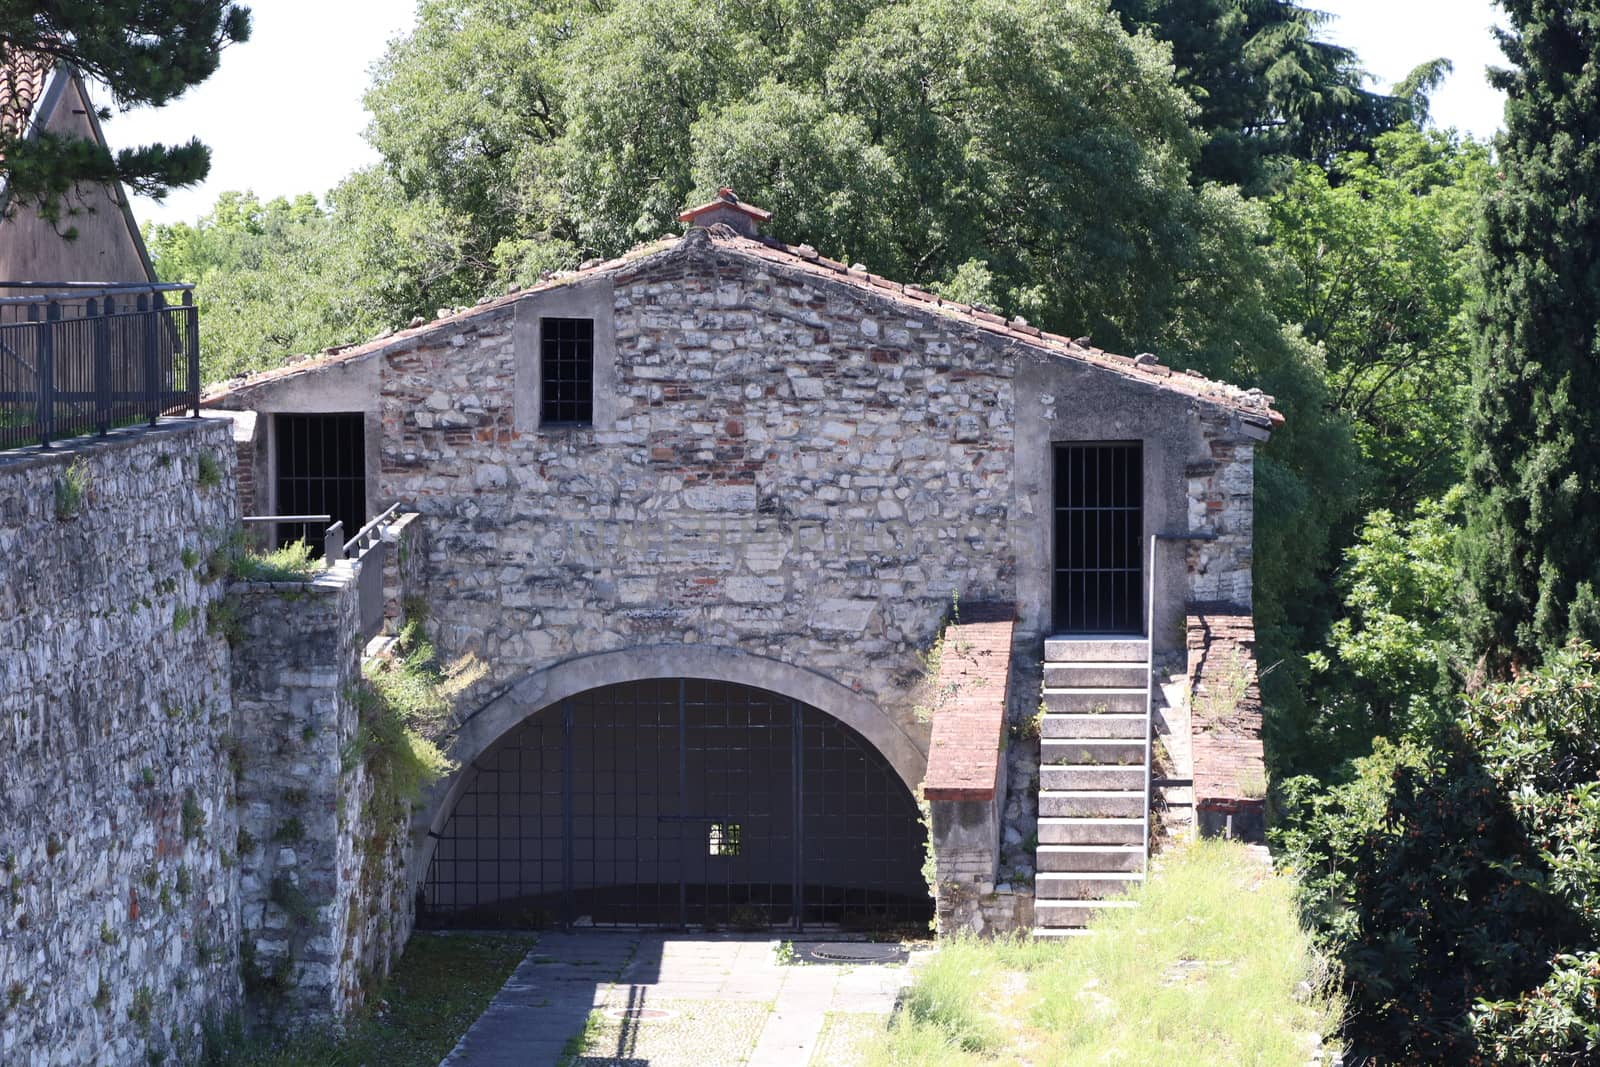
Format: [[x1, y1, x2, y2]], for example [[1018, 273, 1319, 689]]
[[214, 233, 1266, 936]]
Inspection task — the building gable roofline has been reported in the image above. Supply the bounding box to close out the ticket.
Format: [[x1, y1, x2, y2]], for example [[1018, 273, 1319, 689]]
[[206, 227, 1281, 429], [0, 54, 158, 283]]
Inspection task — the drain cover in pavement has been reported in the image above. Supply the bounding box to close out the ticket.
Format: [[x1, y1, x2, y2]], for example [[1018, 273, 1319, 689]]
[[801, 942, 907, 965], [607, 1007, 675, 1020]]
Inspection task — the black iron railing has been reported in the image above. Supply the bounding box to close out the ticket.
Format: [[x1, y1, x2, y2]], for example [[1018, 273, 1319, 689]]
[[0, 281, 200, 451]]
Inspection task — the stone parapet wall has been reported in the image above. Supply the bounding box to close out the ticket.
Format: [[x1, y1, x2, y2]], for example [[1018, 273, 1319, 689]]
[[0, 420, 242, 1066], [229, 560, 413, 1025], [1187, 607, 1267, 841]]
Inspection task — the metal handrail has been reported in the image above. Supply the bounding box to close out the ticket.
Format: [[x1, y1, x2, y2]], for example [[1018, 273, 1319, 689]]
[[241, 514, 332, 525], [338, 502, 401, 561], [1143, 534, 1157, 873], [0, 281, 195, 304], [0, 284, 201, 450]]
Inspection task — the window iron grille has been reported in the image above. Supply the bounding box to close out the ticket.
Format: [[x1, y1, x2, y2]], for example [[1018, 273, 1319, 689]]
[[1054, 442, 1144, 634], [708, 823, 741, 857], [274, 412, 366, 554], [540, 317, 594, 425]]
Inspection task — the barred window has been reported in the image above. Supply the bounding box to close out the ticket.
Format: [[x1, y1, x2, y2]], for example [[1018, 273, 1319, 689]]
[[708, 822, 741, 857], [540, 317, 594, 425]]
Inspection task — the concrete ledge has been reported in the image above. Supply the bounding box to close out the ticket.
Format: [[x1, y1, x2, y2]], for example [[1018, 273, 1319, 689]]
[[922, 607, 1015, 802], [0, 414, 225, 472], [1187, 605, 1266, 842]]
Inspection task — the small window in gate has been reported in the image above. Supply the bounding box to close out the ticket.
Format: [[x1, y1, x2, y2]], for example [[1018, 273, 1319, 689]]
[[540, 317, 594, 426], [708, 822, 741, 857]]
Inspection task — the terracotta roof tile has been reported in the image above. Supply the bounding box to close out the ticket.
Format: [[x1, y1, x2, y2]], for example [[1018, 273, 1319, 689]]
[[208, 228, 1284, 426], [1, 47, 55, 143]]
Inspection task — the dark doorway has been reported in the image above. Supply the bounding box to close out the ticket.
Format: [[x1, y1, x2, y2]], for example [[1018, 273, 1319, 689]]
[[1053, 442, 1144, 634], [274, 412, 366, 552], [420, 679, 931, 931]]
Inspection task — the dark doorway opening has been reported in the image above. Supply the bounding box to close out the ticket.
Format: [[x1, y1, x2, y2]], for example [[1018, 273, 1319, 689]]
[[1053, 442, 1144, 634], [420, 678, 931, 931], [274, 412, 366, 553]]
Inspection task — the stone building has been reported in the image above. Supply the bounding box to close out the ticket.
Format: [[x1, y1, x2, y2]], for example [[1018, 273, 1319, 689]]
[[207, 189, 1275, 936]]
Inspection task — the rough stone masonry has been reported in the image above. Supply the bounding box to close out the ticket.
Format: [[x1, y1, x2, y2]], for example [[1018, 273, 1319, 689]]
[[212, 220, 1272, 933], [1, 420, 424, 1065]]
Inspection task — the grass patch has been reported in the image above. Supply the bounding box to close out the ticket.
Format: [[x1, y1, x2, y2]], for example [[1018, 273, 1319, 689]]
[[204, 932, 532, 1066], [862, 839, 1342, 1067], [231, 540, 321, 582]]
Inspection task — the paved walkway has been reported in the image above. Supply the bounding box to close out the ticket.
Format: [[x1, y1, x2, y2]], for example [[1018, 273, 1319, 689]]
[[440, 932, 915, 1067]]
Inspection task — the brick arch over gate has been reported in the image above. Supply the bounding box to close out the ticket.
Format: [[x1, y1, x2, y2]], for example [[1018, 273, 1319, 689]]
[[410, 644, 928, 891]]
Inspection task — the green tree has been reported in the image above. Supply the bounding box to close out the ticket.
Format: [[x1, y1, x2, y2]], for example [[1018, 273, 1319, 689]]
[[1, 4, 251, 224], [1300, 490, 1463, 765], [1268, 129, 1489, 511], [1277, 647, 1600, 1062], [1462, 0, 1600, 672], [1107, 0, 1407, 191]]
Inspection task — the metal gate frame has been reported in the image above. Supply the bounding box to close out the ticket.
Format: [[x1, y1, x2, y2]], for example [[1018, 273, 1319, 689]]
[[273, 411, 366, 552], [421, 678, 930, 932], [1053, 441, 1145, 634]]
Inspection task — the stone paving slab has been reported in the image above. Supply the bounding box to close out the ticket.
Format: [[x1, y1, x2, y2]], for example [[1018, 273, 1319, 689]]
[[440, 932, 914, 1067]]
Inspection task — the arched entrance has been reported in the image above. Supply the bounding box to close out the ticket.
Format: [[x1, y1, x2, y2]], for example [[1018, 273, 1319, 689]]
[[419, 677, 931, 930]]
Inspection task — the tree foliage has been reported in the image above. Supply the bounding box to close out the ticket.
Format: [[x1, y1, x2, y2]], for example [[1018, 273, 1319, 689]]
[[1278, 647, 1600, 1063], [1106, 0, 1409, 192], [1, 3, 251, 223], [1462, 0, 1600, 672], [1268, 129, 1488, 513], [1298, 490, 1463, 767]]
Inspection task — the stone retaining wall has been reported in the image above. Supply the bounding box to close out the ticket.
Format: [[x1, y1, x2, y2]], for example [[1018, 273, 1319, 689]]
[[0, 421, 242, 1066], [229, 556, 417, 1024]]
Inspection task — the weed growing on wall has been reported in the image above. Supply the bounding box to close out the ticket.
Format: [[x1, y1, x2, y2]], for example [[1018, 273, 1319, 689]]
[[196, 451, 222, 490], [356, 619, 481, 808], [53, 458, 90, 519]]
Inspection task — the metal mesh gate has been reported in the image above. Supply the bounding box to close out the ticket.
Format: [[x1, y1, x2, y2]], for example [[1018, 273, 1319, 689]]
[[420, 678, 931, 930], [1054, 442, 1144, 634], [274, 412, 366, 552]]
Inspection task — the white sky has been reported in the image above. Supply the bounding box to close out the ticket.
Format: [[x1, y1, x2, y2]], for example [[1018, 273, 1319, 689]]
[[100, 0, 1511, 228]]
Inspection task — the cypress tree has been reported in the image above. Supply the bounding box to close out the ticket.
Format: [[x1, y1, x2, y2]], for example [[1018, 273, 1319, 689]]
[[1463, 0, 1600, 672]]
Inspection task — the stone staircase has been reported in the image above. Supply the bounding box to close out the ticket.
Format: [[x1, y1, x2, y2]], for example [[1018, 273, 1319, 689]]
[[1033, 635, 1150, 937]]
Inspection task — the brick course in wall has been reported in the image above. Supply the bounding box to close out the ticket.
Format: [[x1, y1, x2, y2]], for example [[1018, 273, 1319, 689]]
[[1187, 606, 1267, 840], [923, 608, 1016, 802]]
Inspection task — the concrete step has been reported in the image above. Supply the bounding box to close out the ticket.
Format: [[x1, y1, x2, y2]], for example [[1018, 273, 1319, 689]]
[[1041, 738, 1145, 765], [1043, 662, 1149, 688], [1030, 927, 1095, 938], [1042, 687, 1147, 714], [1042, 765, 1147, 791], [1042, 713, 1147, 739], [1038, 817, 1145, 845], [1035, 871, 1144, 900], [1036, 844, 1146, 873], [1044, 636, 1148, 662], [1039, 789, 1146, 818], [1034, 899, 1139, 928]]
